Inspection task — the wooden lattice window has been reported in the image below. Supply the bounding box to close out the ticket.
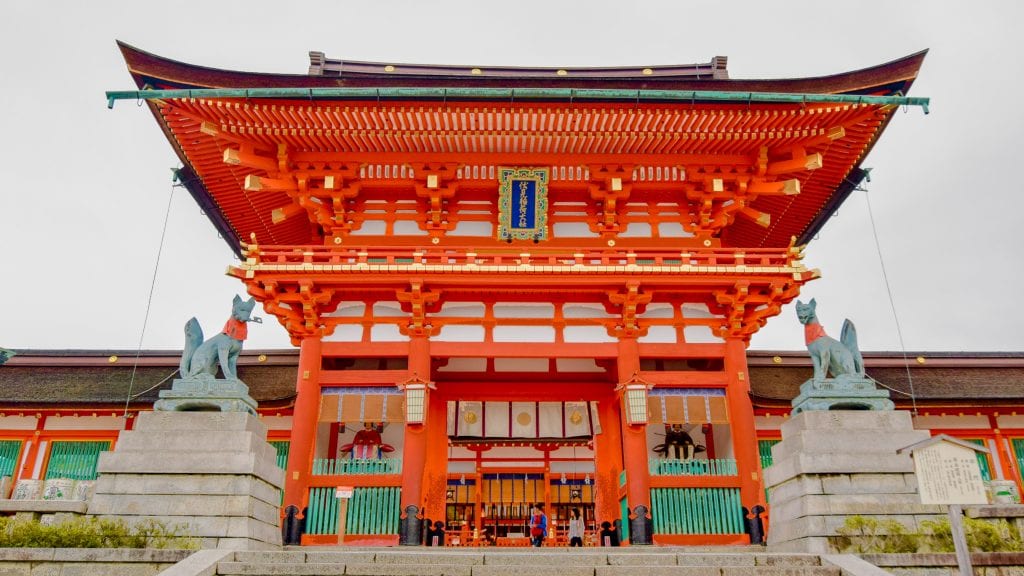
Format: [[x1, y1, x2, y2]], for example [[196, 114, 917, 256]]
[[0, 441, 22, 478], [44, 441, 111, 481]]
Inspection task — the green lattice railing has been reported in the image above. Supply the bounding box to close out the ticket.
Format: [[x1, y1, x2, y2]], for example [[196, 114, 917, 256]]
[[306, 486, 401, 536], [45, 441, 110, 481], [312, 458, 402, 476], [649, 458, 737, 476], [759, 439, 780, 469], [270, 441, 290, 469], [652, 487, 744, 535]]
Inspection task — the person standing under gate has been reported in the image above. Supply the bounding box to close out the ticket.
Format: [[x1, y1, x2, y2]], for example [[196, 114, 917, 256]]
[[568, 507, 584, 547], [529, 503, 548, 547]]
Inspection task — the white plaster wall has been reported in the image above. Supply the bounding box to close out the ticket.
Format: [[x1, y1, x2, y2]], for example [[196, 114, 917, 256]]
[[658, 222, 692, 238], [260, 415, 294, 432], [997, 415, 1024, 430], [683, 326, 723, 343], [912, 415, 990, 430], [450, 221, 493, 236], [325, 302, 365, 317], [493, 358, 549, 372], [754, 415, 784, 431], [393, 220, 429, 235], [436, 303, 485, 317], [438, 358, 488, 372], [324, 324, 364, 342], [492, 326, 555, 343], [555, 359, 604, 373], [372, 302, 406, 317], [638, 326, 678, 344], [44, 416, 125, 431], [563, 326, 616, 343], [370, 324, 408, 342], [619, 222, 652, 238], [493, 304, 554, 318], [349, 220, 387, 235], [638, 303, 674, 319], [553, 222, 598, 237], [563, 304, 616, 318], [0, 416, 40, 431], [435, 325, 485, 342]]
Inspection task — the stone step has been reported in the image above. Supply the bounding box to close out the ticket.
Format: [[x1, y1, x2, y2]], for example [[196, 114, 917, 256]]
[[217, 562, 838, 576]]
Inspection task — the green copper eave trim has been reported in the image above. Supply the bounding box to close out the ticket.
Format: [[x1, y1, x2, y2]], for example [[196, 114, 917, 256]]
[[106, 87, 929, 113]]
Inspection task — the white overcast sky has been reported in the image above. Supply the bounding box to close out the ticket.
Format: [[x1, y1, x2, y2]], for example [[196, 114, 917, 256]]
[[1, 0, 1022, 353]]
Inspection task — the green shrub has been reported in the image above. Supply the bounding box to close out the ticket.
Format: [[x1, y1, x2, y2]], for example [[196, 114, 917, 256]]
[[834, 516, 920, 553], [919, 517, 1024, 553], [0, 517, 198, 549]]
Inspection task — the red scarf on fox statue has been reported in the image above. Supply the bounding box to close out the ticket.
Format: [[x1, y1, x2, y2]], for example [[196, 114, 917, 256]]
[[222, 318, 248, 341]]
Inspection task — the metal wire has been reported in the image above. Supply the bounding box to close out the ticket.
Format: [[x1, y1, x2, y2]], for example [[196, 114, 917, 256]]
[[861, 186, 919, 414], [123, 175, 180, 417]]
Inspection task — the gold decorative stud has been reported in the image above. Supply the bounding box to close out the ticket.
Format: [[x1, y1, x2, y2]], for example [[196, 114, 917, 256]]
[[384, 65, 395, 72], [471, 68, 482, 75], [258, 354, 268, 363], [642, 68, 653, 76], [607, 239, 616, 247], [556, 69, 568, 76], [108, 355, 118, 363], [772, 356, 782, 364], [916, 356, 926, 364]]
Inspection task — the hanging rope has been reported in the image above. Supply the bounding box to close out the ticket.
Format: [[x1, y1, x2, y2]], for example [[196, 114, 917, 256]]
[[123, 171, 181, 418], [861, 183, 919, 415]]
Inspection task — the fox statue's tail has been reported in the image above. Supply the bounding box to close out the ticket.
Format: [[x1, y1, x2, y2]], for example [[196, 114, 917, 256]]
[[181, 317, 203, 377], [840, 319, 865, 376]]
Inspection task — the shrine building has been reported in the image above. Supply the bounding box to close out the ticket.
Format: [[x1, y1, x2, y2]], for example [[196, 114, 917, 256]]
[[4, 44, 991, 548]]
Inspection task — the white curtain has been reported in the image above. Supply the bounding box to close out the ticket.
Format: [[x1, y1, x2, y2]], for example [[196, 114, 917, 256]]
[[485, 402, 510, 437], [510, 402, 537, 438]]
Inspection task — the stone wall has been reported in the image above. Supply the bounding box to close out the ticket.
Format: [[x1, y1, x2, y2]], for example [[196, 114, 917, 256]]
[[0, 548, 191, 576]]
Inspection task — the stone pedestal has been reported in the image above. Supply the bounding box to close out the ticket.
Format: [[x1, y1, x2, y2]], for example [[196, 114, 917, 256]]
[[154, 375, 258, 415], [790, 375, 895, 414], [88, 411, 283, 550], [765, 410, 941, 553]]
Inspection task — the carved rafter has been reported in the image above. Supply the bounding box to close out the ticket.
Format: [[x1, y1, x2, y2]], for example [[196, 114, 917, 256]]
[[396, 280, 442, 337], [606, 282, 652, 339], [710, 277, 805, 341], [587, 164, 634, 238], [411, 163, 461, 241]]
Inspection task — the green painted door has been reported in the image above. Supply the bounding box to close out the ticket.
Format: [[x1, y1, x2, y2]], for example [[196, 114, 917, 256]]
[[619, 497, 629, 544]]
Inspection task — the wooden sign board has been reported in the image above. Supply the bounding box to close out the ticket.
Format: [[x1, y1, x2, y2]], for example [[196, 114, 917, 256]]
[[336, 486, 355, 499], [912, 441, 988, 505]]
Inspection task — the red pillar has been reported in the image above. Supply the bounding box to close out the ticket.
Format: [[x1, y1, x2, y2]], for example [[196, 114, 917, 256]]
[[399, 335, 431, 544], [592, 391, 623, 532], [283, 336, 322, 514], [724, 337, 763, 510], [617, 336, 652, 544]]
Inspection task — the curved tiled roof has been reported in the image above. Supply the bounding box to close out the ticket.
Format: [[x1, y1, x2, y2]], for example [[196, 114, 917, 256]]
[[2, 350, 1021, 411]]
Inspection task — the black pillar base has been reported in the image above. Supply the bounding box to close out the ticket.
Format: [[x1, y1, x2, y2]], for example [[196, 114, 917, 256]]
[[629, 505, 654, 545], [399, 505, 424, 546], [281, 505, 302, 546]]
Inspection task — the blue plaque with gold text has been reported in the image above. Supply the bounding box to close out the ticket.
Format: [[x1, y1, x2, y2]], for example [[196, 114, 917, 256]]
[[497, 167, 549, 241]]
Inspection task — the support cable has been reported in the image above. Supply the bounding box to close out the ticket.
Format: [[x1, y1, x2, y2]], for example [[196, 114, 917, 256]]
[[861, 183, 919, 415], [123, 172, 180, 418]]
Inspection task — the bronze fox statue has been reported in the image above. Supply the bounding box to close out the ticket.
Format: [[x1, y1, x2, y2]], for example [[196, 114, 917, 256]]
[[795, 298, 864, 383], [179, 295, 259, 380]]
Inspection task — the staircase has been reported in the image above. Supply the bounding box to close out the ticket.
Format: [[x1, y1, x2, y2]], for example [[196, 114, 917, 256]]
[[213, 548, 842, 576]]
